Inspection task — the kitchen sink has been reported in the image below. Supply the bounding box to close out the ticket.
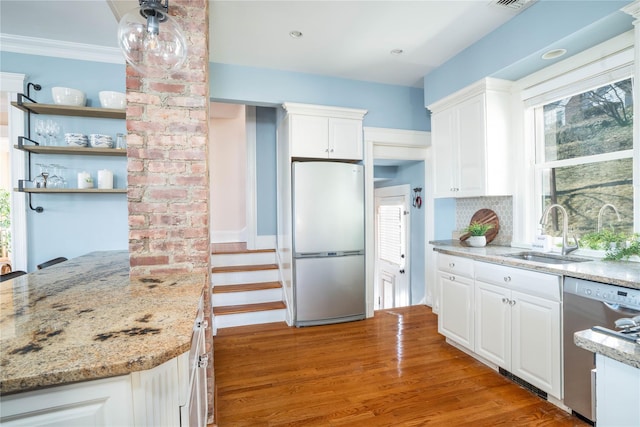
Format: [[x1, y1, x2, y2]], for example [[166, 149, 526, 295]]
[[501, 251, 593, 265]]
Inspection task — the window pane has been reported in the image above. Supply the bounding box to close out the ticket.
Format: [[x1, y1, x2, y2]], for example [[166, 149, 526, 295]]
[[543, 78, 633, 162], [540, 158, 634, 236]]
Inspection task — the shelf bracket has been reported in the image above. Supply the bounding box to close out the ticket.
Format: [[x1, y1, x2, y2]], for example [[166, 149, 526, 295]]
[[17, 136, 39, 148], [18, 181, 44, 213], [18, 83, 40, 140], [29, 194, 44, 213]]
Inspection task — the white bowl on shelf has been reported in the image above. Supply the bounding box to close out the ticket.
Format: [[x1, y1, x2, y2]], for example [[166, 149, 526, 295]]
[[98, 91, 126, 109], [52, 87, 86, 106]]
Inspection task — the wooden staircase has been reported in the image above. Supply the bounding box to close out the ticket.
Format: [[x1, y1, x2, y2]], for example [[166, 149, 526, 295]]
[[211, 243, 286, 330]]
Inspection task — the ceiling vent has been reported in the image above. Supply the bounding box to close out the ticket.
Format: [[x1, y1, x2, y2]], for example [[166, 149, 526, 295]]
[[489, 0, 536, 12]]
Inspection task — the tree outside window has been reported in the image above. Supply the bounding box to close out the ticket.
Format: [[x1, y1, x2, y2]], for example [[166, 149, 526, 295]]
[[537, 77, 633, 237]]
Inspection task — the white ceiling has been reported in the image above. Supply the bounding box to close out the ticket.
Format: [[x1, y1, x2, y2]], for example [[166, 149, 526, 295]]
[[0, 0, 528, 88]]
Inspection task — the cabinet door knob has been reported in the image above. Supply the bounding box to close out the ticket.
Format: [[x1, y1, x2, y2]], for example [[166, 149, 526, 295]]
[[196, 319, 208, 329], [330, 148, 334, 152], [504, 276, 511, 282], [502, 297, 509, 304], [509, 299, 516, 306], [197, 354, 209, 368], [449, 276, 455, 281], [448, 262, 455, 268]]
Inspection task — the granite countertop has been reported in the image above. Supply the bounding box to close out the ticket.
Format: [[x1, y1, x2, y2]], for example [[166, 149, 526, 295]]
[[0, 251, 206, 395], [431, 240, 640, 290], [575, 329, 640, 369]]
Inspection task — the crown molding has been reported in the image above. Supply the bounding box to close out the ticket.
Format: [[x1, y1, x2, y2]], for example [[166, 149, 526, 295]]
[[0, 33, 124, 64], [282, 102, 367, 120]]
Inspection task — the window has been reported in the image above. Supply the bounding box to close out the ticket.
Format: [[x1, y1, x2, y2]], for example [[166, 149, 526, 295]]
[[534, 77, 634, 237]]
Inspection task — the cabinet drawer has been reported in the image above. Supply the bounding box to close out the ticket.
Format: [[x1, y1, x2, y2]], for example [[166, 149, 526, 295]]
[[437, 253, 474, 278], [474, 261, 561, 301]]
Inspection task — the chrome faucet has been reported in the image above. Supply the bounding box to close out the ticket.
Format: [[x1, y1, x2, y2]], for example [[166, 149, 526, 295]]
[[540, 204, 579, 256], [597, 203, 621, 233]]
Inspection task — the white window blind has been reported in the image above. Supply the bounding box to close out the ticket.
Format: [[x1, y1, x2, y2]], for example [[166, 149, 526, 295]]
[[378, 204, 404, 267]]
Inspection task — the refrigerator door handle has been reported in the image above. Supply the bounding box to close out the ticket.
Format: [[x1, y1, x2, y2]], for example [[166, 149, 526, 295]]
[[295, 250, 364, 258]]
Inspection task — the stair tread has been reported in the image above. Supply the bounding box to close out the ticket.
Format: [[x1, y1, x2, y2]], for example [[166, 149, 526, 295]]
[[212, 263, 278, 273], [213, 281, 282, 293], [214, 301, 286, 316]]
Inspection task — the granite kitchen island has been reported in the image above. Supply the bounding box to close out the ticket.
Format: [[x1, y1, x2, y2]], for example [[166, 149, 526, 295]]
[[0, 250, 208, 426]]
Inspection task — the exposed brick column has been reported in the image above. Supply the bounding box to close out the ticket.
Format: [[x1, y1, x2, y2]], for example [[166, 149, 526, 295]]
[[126, 1, 210, 277], [125, 0, 213, 421]]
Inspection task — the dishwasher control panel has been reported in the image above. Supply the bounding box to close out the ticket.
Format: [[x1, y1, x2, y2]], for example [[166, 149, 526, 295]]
[[564, 276, 640, 309]]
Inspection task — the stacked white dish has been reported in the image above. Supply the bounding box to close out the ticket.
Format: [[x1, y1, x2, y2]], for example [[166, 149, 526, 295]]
[[65, 133, 88, 147], [89, 134, 114, 148]]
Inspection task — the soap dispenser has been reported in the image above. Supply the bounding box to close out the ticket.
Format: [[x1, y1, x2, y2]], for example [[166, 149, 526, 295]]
[[532, 228, 552, 252]]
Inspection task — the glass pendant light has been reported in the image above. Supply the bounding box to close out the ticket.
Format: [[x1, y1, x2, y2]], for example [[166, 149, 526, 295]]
[[117, 0, 187, 75]]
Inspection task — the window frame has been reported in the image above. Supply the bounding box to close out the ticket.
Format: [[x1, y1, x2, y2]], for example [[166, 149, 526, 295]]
[[512, 31, 637, 247]]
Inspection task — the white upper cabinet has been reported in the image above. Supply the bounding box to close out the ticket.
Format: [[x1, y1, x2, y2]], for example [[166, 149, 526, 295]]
[[428, 78, 513, 198], [283, 103, 367, 160]]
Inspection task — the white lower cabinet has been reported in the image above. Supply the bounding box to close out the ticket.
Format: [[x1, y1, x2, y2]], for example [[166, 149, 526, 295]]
[[475, 280, 511, 367], [438, 254, 475, 351], [474, 261, 562, 399], [0, 375, 135, 427], [437, 253, 562, 400]]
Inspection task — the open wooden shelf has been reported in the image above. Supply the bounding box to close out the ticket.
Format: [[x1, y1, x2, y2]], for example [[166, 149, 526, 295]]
[[14, 144, 126, 156], [11, 100, 125, 119], [16, 188, 127, 194]]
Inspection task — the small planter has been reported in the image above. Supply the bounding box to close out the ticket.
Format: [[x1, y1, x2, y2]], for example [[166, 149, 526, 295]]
[[467, 235, 487, 247]]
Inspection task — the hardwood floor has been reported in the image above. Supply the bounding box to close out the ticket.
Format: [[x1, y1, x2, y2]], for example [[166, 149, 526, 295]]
[[213, 305, 588, 426]]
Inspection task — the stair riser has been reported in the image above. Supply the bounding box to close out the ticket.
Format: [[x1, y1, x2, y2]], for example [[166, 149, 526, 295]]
[[212, 269, 279, 285], [211, 252, 276, 267], [212, 288, 283, 307], [214, 309, 286, 329]]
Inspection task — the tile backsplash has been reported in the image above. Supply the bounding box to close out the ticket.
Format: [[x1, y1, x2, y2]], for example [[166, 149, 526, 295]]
[[456, 196, 513, 246]]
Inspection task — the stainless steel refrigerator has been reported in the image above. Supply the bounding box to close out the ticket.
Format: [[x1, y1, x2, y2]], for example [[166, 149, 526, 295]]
[[292, 161, 365, 327]]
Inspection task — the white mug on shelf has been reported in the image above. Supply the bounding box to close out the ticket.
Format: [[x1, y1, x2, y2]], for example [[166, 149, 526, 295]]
[[77, 171, 93, 189], [98, 169, 114, 189]]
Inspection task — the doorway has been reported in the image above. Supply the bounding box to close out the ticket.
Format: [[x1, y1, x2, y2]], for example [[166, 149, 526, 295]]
[[374, 185, 410, 309], [209, 102, 248, 244], [363, 127, 431, 318], [1, 91, 11, 273], [0, 72, 27, 273]]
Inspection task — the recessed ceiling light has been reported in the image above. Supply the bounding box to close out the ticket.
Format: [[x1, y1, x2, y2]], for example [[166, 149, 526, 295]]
[[390, 49, 404, 55], [289, 30, 303, 38], [541, 48, 567, 60]]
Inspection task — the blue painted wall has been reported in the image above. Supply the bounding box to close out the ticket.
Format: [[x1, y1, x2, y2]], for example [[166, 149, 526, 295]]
[[255, 107, 277, 235], [374, 161, 425, 305], [1, 52, 128, 271], [212, 63, 430, 131], [424, 0, 633, 106]]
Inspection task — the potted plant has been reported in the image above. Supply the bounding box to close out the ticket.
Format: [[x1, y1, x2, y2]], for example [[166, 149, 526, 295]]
[[463, 221, 493, 247]]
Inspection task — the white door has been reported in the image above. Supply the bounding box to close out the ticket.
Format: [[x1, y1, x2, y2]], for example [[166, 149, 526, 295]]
[[374, 185, 410, 310]]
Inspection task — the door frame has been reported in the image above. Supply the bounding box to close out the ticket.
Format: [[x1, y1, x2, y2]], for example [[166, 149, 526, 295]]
[[364, 127, 432, 318], [374, 184, 411, 309], [1, 72, 27, 272]]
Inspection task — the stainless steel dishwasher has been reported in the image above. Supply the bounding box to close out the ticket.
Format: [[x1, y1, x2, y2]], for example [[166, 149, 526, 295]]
[[563, 276, 640, 423]]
